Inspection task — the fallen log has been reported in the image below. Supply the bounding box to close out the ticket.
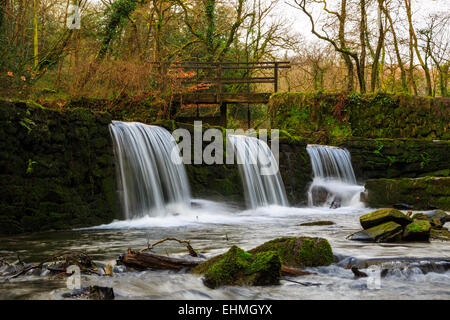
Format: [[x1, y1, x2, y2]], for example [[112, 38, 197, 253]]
[[281, 265, 314, 277], [119, 249, 201, 271]]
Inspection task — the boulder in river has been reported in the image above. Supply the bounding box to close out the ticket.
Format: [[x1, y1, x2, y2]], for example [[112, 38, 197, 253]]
[[201, 246, 281, 289], [412, 210, 449, 229], [430, 228, 450, 241], [310, 185, 330, 206], [360, 208, 412, 230], [423, 210, 449, 225], [62, 286, 115, 300], [350, 221, 403, 242], [403, 220, 431, 241], [248, 236, 334, 267]]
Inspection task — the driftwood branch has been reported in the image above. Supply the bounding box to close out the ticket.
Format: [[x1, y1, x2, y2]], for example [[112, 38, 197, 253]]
[[6, 250, 97, 280], [280, 265, 314, 277], [139, 237, 198, 257], [120, 249, 200, 271]]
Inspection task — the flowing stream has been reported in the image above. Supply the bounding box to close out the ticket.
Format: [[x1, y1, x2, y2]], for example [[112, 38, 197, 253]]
[[0, 203, 448, 300], [0, 126, 448, 300]]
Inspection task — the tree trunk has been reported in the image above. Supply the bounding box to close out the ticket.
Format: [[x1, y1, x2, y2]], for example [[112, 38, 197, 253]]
[[205, 0, 216, 61], [359, 0, 367, 93], [370, 0, 384, 92], [404, 0, 432, 96], [33, 0, 39, 69], [384, 4, 408, 92]]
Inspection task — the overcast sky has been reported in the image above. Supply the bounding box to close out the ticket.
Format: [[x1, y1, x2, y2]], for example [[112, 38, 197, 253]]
[[276, 0, 450, 41]]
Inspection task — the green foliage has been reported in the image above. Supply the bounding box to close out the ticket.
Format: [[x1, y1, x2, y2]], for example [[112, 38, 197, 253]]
[[26, 159, 37, 175], [19, 109, 36, 134], [98, 0, 138, 59], [420, 152, 431, 169]]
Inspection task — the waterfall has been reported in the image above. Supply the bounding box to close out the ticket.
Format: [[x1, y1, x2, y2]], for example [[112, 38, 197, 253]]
[[306, 145, 363, 208], [228, 135, 288, 209], [307, 145, 357, 183], [109, 121, 190, 219]]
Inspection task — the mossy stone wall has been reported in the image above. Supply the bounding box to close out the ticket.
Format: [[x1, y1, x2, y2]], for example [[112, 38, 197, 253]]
[[338, 138, 450, 181], [0, 100, 119, 235], [268, 92, 450, 141], [364, 177, 450, 210]]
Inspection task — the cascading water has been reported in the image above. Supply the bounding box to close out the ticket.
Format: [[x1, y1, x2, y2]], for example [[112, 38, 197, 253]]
[[109, 121, 191, 219], [306, 145, 364, 208], [228, 135, 288, 209]]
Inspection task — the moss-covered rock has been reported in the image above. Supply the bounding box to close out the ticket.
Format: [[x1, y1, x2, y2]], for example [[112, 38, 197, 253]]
[[364, 177, 450, 210], [201, 246, 281, 289], [430, 228, 450, 241], [403, 220, 431, 241], [422, 210, 450, 225], [248, 237, 334, 267], [360, 208, 412, 229], [350, 221, 403, 242], [412, 210, 449, 229]]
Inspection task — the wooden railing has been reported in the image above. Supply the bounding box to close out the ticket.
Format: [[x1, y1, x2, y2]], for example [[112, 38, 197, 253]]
[[154, 61, 290, 98]]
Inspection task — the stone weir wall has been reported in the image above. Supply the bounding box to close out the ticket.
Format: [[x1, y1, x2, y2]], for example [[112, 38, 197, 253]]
[[268, 92, 450, 142], [151, 120, 313, 207], [0, 100, 119, 235], [2, 97, 449, 235]]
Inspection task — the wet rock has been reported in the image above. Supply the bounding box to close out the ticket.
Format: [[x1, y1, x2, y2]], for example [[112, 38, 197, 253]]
[[0, 264, 22, 276], [62, 286, 115, 300], [350, 221, 403, 243], [330, 198, 341, 209], [423, 210, 449, 225], [202, 246, 281, 289], [113, 265, 127, 273], [360, 208, 412, 230], [403, 220, 431, 241], [412, 210, 449, 229], [310, 185, 329, 206], [248, 237, 334, 267], [430, 228, 450, 241], [351, 267, 368, 278], [299, 221, 335, 226], [25, 267, 42, 276], [393, 203, 414, 210]]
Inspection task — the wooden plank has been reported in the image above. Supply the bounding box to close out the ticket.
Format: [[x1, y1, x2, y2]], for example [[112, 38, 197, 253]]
[[178, 93, 271, 104]]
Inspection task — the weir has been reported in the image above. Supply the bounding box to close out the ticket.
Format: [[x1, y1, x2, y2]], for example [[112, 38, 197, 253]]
[[109, 121, 191, 219], [306, 145, 363, 208], [228, 135, 288, 209]]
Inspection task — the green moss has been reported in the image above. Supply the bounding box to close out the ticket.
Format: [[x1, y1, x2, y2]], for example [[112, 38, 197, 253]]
[[405, 220, 431, 233], [202, 246, 281, 288], [364, 177, 450, 210], [360, 208, 412, 229], [0, 99, 119, 235], [351, 221, 403, 243], [248, 236, 333, 267], [268, 92, 450, 141], [403, 220, 431, 241]]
